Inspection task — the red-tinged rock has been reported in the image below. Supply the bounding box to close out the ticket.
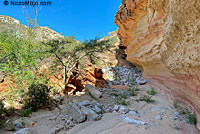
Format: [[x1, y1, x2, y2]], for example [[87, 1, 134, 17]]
[[115, 0, 200, 126], [110, 85, 130, 90]]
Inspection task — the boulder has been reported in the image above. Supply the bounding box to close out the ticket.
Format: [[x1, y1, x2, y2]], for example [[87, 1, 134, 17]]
[[80, 106, 101, 121], [85, 84, 102, 99], [61, 103, 86, 123]]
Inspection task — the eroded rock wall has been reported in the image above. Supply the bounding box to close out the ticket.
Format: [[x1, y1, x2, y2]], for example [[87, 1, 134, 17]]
[[115, 0, 200, 125]]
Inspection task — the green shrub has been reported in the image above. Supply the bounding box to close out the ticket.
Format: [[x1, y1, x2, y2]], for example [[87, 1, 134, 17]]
[[186, 112, 197, 124], [116, 97, 129, 106], [173, 101, 197, 125], [25, 83, 51, 111], [121, 55, 126, 59], [128, 87, 138, 96], [20, 109, 32, 117], [137, 95, 155, 103], [147, 88, 157, 95]]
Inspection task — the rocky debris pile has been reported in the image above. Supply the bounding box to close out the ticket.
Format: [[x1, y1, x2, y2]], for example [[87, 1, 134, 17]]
[[102, 66, 147, 87], [55, 100, 113, 128], [112, 104, 147, 125]]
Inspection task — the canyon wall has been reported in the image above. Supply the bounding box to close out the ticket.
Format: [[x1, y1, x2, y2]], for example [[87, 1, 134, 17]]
[[115, 0, 200, 127]]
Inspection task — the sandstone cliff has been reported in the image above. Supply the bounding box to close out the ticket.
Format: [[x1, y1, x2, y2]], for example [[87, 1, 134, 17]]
[[115, 0, 200, 127]]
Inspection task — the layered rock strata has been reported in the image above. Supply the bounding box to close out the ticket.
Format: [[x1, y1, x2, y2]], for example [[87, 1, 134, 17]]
[[115, 0, 200, 126]]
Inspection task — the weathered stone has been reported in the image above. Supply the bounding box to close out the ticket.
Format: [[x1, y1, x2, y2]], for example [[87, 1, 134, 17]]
[[15, 128, 33, 134], [77, 100, 91, 107], [13, 119, 25, 131], [155, 115, 162, 120], [85, 84, 102, 99], [136, 78, 147, 85], [128, 110, 140, 117], [52, 96, 63, 103], [91, 101, 101, 108], [62, 103, 86, 123], [92, 105, 102, 114], [120, 115, 147, 125], [4, 120, 15, 131], [113, 105, 120, 112], [80, 106, 101, 121], [119, 106, 129, 114]]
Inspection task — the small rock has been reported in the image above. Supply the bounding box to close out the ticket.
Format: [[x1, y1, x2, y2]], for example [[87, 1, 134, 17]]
[[113, 105, 120, 112], [77, 100, 91, 107], [174, 112, 179, 116], [15, 128, 33, 134], [120, 115, 147, 125], [80, 106, 101, 121], [136, 78, 147, 85], [49, 115, 58, 121], [92, 105, 102, 114], [62, 103, 86, 123], [155, 115, 162, 120], [55, 125, 64, 133], [85, 84, 102, 99], [66, 120, 73, 127], [29, 122, 35, 128], [103, 104, 112, 113], [91, 101, 101, 108], [161, 110, 166, 113], [13, 119, 25, 131], [119, 106, 129, 114], [170, 116, 179, 120], [128, 110, 140, 117], [4, 120, 15, 131], [53, 96, 63, 103]]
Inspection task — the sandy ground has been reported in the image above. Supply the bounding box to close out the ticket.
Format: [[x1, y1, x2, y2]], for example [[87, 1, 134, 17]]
[[0, 84, 199, 134]]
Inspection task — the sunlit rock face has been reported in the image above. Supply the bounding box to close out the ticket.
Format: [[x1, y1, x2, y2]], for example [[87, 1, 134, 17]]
[[115, 0, 200, 124]]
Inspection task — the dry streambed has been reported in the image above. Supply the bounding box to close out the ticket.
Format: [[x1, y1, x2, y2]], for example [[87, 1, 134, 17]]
[[0, 66, 199, 134]]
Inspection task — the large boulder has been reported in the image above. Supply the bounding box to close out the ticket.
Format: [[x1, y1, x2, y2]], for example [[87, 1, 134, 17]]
[[61, 103, 86, 123], [85, 84, 102, 99], [80, 106, 101, 121]]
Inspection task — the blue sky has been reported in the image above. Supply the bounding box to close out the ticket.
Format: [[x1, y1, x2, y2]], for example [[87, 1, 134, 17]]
[[0, 0, 121, 41]]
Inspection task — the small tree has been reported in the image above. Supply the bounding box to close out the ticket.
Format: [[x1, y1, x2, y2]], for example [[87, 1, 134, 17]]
[[0, 32, 45, 100], [44, 37, 112, 91]]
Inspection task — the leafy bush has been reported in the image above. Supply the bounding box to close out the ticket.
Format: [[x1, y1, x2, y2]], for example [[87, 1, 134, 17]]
[[128, 87, 138, 96], [24, 83, 51, 111], [116, 97, 129, 106], [121, 54, 127, 60], [0, 32, 46, 101], [137, 95, 155, 103], [20, 109, 32, 117], [147, 88, 157, 95]]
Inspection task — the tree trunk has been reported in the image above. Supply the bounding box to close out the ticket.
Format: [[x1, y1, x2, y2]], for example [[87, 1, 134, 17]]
[[61, 66, 67, 91]]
